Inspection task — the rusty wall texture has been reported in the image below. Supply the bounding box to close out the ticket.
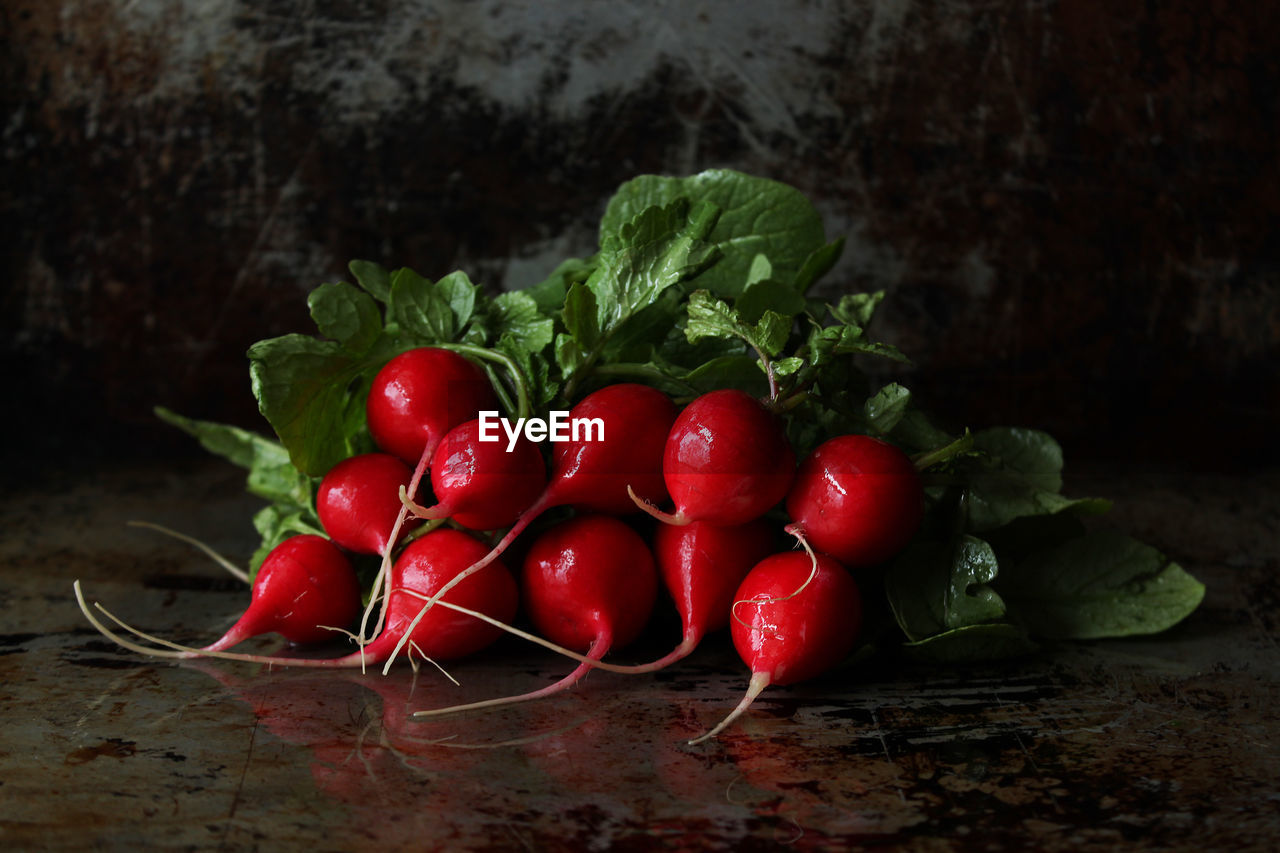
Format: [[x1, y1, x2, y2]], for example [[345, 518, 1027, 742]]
[[3, 1, 1277, 466]]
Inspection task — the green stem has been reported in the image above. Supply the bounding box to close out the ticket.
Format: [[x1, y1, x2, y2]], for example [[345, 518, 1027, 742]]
[[912, 430, 974, 471], [591, 363, 699, 395], [439, 343, 531, 420]]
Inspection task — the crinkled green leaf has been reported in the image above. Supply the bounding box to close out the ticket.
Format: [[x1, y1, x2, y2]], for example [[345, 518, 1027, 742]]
[[491, 290, 554, 355], [686, 290, 791, 358], [995, 532, 1205, 640], [601, 169, 827, 298], [809, 322, 909, 363], [590, 198, 719, 333]]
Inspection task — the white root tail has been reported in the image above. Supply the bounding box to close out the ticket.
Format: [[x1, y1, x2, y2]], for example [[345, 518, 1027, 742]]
[[687, 670, 771, 745]]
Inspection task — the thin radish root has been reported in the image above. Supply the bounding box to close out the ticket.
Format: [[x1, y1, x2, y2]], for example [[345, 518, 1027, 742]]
[[729, 525, 820, 637], [688, 671, 771, 745], [412, 635, 611, 719], [398, 484, 445, 520], [627, 485, 689, 526], [126, 520, 250, 584], [396, 588, 693, 675], [358, 438, 435, 656], [377, 491, 553, 674]]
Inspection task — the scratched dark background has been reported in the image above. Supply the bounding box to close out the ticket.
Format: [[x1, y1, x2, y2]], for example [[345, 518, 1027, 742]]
[[3, 1, 1277, 471]]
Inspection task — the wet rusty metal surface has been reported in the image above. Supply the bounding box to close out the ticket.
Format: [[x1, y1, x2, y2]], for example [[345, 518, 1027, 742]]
[[1, 460, 1277, 850]]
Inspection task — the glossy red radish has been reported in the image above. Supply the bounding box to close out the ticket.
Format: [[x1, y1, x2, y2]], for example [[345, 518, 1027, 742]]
[[414, 514, 658, 717], [404, 418, 546, 531], [648, 518, 777, 662], [317, 452, 420, 555], [632, 388, 796, 527], [203, 534, 361, 652], [75, 528, 518, 671], [786, 434, 924, 567], [688, 547, 861, 745], [383, 383, 675, 669], [366, 347, 498, 466]]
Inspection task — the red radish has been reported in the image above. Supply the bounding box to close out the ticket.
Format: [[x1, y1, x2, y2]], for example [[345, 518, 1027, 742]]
[[75, 528, 518, 670], [366, 347, 497, 466], [414, 514, 658, 716], [360, 348, 496, 642], [540, 382, 674, 514], [317, 452, 420, 555], [404, 418, 546, 531], [649, 518, 777, 662], [632, 388, 796, 527], [786, 434, 924, 567], [689, 547, 861, 744], [383, 383, 675, 669], [203, 534, 361, 651]]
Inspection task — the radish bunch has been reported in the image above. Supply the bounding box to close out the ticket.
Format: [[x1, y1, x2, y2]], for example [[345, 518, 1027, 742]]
[[79, 350, 925, 741], [80, 168, 1202, 745]]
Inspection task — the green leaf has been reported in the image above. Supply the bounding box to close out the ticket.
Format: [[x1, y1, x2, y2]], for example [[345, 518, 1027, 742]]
[[686, 290, 791, 358], [492, 290, 554, 354], [830, 291, 886, 328], [526, 256, 595, 313], [864, 383, 911, 434], [248, 504, 326, 579], [388, 267, 453, 342], [590, 198, 720, 334], [736, 277, 808, 325], [793, 237, 845, 294], [902, 623, 1038, 663], [348, 259, 392, 303], [601, 169, 827, 298], [435, 270, 479, 332], [885, 536, 1007, 642], [965, 427, 1112, 531], [247, 333, 389, 476], [154, 407, 315, 511], [561, 280, 600, 351], [808, 322, 909, 364], [746, 253, 772, 287], [308, 281, 382, 354], [995, 532, 1205, 640]]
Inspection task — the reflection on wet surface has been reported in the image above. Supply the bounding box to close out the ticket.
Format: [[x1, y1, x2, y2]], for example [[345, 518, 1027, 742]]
[[4, 462, 1279, 849]]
